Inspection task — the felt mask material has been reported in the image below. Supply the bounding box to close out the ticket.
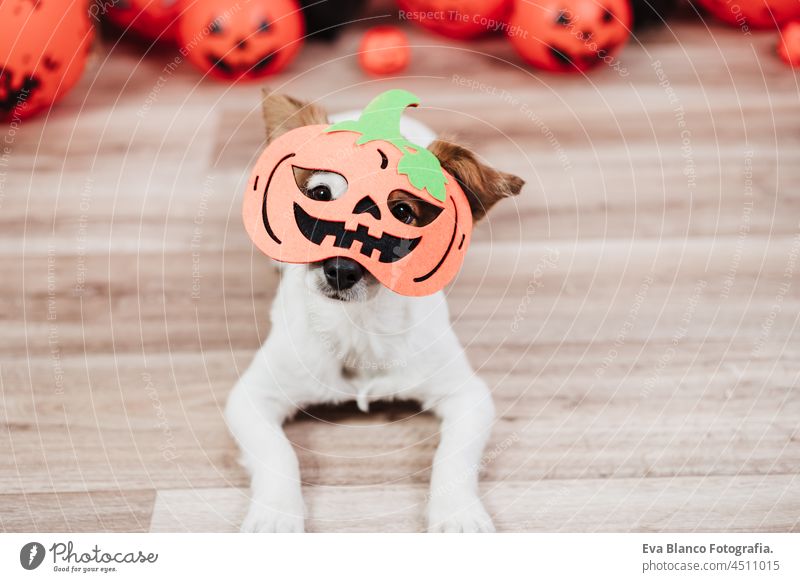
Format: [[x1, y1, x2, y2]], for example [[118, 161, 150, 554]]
[[243, 90, 474, 296]]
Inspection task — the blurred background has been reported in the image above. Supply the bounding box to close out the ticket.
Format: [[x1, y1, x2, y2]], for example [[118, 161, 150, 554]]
[[1, 0, 798, 532]]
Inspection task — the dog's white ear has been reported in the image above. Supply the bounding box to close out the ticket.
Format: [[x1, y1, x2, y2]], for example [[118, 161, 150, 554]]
[[261, 89, 329, 144], [428, 139, 524, 221]]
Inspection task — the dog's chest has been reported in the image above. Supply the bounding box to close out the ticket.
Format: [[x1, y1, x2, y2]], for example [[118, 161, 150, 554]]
[[309, 303, 412, 410]]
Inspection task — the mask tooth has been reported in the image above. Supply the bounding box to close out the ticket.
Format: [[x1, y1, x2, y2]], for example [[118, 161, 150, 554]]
[[359, 228, 377, 257], [366, 223, 384, 239], [344, 216, 361, 232]]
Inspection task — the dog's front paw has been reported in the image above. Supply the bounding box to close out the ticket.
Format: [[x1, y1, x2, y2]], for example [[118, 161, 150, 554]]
[[427, 496, 495, 533], [241, 501, 305, 533]]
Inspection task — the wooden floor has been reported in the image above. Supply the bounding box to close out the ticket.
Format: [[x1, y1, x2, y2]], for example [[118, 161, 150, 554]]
[[1, 18, 799, 533]]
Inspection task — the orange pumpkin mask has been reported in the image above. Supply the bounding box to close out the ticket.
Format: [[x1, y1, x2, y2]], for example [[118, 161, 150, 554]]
[[1, 0, 94, 121], [178, 0, 303, 81], [243, 90, 474, 297]]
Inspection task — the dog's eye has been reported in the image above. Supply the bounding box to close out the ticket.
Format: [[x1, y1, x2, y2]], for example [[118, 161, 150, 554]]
[[293, 167, 348, 201], [391, 202, 416, 224], [306, 172, 347, 201], [388, 190, 443, 227]]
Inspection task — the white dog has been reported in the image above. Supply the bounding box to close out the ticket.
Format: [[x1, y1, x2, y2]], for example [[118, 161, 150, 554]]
[[226, 92, 523, 532]]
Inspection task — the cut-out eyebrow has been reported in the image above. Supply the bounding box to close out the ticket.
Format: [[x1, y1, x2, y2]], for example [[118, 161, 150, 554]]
[[378, 149, 388, 169]]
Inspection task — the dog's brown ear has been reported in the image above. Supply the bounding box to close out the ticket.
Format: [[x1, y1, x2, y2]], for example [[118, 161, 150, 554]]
[[428, 139, 524, 221], [261, 90, 329, 144]]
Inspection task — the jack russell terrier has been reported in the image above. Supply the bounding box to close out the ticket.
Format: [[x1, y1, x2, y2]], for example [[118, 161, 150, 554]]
[[226, 89, 523, 532]]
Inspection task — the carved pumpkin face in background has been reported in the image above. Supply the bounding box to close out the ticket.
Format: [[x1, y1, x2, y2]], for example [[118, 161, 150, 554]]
[[508, 0, 632, 73], [178, 0, 304, 81], [0, 0, 94, 122], [103, 0, 183, 43], [243, 91, 474, 297]]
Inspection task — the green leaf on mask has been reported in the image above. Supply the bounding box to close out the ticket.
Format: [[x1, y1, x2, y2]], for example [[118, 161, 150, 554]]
[[325, 89, 447, 203]]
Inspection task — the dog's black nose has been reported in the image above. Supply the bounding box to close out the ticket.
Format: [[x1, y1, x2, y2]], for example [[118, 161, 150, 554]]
[[323, 257, 364, 291]]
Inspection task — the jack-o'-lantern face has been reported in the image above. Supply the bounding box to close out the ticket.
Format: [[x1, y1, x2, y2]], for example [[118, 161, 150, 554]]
[[178, 0, 303, 81], [1, 0, 94, 121], [509, 0, 632, 72], [243, 91, 474, 297]]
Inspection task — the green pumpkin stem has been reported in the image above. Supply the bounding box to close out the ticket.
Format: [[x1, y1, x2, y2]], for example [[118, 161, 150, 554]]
[[325, 90, 447, 203]]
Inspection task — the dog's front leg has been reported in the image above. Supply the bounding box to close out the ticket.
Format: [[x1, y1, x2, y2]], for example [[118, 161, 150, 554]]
[[226, 367, 305, 533], [427, 379, 496, 533]]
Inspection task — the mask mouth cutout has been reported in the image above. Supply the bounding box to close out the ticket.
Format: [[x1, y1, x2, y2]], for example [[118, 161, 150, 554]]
[[293, 202, 421, 264]]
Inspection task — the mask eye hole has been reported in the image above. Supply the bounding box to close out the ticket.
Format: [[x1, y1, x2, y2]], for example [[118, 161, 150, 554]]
[[258, 19, 271, 33], [388, 190, 443, 227], [293, 166, 348, 202]]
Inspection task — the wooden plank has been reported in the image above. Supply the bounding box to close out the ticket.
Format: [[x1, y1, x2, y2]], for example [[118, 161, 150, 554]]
[[0, 490, 155, 533], [148, 474, 800, 533]]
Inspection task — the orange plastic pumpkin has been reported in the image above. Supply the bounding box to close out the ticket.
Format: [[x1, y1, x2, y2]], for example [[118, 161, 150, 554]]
[[397, 0, 513, 39], [243, 91, 474, 297], [359, 26, 411, 76], [102, 0, 183, 43], [778, 20, 800, 66], [693, 0, 800, 30], [508, 0, 632, 73], [1, 0, 94, 122], [509, 0, 632, 72], [177, 0, 304, 81]]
